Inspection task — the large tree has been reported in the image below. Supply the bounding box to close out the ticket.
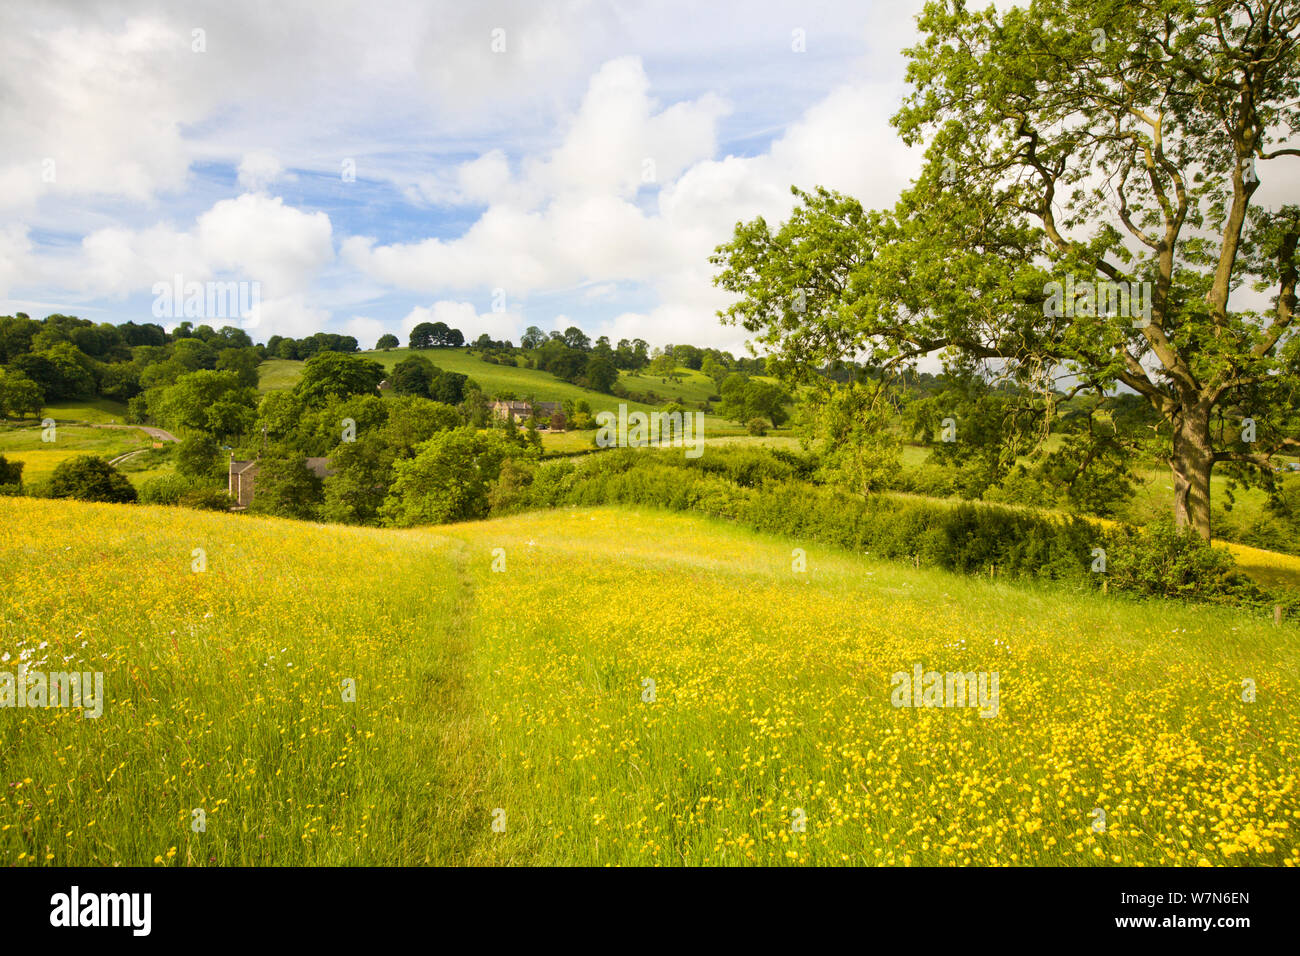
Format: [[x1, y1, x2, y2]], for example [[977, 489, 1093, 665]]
[[293, 351, 385, 406], [713, 0, 1299, 539], [155, 369, 258, 440]]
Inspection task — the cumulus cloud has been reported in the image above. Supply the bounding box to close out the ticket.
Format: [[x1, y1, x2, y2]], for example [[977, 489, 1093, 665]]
[[347, 55, 917, 348], [342, 315, 389, 349], [197, 194, 333, 292], [60, 193, 336, 337]]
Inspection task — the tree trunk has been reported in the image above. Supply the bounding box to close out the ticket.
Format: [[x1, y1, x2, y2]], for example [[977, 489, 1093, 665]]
[[1170, 408, 1213, 541]]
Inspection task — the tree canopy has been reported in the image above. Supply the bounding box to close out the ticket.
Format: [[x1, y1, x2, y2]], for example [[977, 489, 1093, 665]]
[[713, 0, 1300, 539]]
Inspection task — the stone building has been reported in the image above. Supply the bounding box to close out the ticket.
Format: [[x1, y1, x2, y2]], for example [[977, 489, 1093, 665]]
[[490, 400, 563, 424]]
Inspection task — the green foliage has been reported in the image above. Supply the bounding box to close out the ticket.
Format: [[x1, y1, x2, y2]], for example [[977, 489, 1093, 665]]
[[1102, 523, 1258, 604], [214, 347, 262, 389], [429, 369, 468, 405], [0, 453, 23, 493], [10, 343, 95, 401], [380, 428, 535, 527], [391, 355, 436, 397], [408, 321, 463, 349], [717, 373, 790, 427], [712, 2, 1300, 540], [293, 352, 385, 407], [494, 445, 1270, 608], [247, 457, 324, 520], [155, 369, 258, 440], [139, 472, 208, 505], [177, 487, 235, 511], [175, 434, 225, 480], [800, 380, 900, 494], [583, 355, 618, 393], [0, 370, 43, 419], [48, 455, 137, 504], [318, 396, 465, 525]]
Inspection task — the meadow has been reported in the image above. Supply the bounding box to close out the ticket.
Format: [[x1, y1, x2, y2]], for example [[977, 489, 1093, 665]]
[[0, 423, 154, 485], [1, 496, 1296, 866]]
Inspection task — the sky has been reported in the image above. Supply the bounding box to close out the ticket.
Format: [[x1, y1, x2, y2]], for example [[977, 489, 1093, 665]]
[[0, 0, 933, 353]]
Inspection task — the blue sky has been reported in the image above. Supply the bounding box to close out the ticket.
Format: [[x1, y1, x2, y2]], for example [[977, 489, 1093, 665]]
[[0, 0, 930, 351]]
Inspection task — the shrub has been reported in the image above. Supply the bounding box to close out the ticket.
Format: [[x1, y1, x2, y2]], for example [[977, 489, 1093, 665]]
[[48, 455, 137, 504], [178, 487, 235, 511], [139, 473, 203, 505], [0, 454, 24, 492], [746, 418, 768, 436], [22, 477, 53, 499], [175, 436, 226, 480], [1102, 522, 1261, 604], [381, 428, 534, 527]]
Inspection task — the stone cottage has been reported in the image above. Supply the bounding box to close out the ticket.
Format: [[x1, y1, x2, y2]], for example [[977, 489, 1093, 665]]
[[490, 400, 563, 424]]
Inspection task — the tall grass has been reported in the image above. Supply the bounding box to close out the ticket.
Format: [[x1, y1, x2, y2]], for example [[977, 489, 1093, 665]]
[[2, 497, 1297, 866]]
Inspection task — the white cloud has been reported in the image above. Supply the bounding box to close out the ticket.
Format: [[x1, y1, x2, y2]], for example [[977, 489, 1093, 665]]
[[0, 17, 196, 210], [61, 193, 337, 338], [197, 194, 334, 293], [237, 151, 294, 192], [527, 56, 729, 201], [0, 224, 33, 299], [243, 295, 331, 339], [342, 316, 389, 349]]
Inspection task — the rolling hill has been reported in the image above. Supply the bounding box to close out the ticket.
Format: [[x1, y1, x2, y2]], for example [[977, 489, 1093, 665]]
[[259, 348, 664, 415]]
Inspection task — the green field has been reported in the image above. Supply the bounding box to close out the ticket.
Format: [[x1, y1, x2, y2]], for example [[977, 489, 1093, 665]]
[[19, 399, 132, 425], [618, 366, 720, 404], [2, 496, 1296, 866], [260, 349, 664, 416]]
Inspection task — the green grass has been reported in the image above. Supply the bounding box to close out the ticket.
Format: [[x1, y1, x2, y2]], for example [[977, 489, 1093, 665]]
[[618, 366, 720, 404], [27, 399, 131, 424], [2, 497, 1297, 866]]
